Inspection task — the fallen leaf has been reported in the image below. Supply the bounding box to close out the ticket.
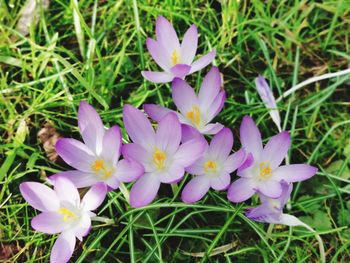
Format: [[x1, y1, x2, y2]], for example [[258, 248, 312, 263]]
[[37, 122, 61, 162]]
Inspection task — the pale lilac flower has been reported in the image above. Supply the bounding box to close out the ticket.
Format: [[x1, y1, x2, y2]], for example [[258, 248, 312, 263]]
[[181, 128, 246, 203], [20, 177, 107, 263], [144, 67, 225, 138], [141, 16, 216, 83], [255, 75, 281, 131], [227, 116, 317, 202], [122, 105, 206, 208], [247, 180, 326, 262], [246, 180, 294, 224], [51, 101, 143, 189]]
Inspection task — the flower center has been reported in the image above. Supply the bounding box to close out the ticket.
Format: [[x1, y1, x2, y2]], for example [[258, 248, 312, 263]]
[[153, 148, 167, 171], [58, 207, 77, 222], [259, 162, 272, 179], [186, 106, 201, 127], [171, 49, 179, 65], [204, 160, 218, 173], [91, 159, 113, 179]]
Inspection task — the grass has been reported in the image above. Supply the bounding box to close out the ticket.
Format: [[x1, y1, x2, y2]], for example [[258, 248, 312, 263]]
[[1, 0, 350, 262]]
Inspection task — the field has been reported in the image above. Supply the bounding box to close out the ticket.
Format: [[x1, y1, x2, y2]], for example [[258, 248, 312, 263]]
[[1, 0, 350, 262]]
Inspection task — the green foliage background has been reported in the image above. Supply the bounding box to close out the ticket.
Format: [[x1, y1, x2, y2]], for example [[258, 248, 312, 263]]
[[1, 0, 350, 262]]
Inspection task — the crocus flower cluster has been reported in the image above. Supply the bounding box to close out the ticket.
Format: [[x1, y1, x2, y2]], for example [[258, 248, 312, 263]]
[[19, 16, 321, 263]]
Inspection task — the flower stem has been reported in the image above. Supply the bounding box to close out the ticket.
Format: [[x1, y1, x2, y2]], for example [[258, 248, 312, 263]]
[[266, 223, 274, 239], [285, 215, 326, 263], [91, 216, 114, 224], [171, 183, 179, 196], [119, 183, 130, 204], [301, 223, 326, 263]]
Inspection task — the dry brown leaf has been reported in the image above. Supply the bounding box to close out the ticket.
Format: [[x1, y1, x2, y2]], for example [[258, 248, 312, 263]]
[[37, 122, 61, 162]]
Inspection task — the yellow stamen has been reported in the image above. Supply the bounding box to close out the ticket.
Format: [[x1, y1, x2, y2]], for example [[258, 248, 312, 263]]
[[58, 208, 76, 222], [186, 106, 201, 127], [204, 160, 217, 173], [171, 49, 179, 65], [259, 162, 272, 179], [91, 159, 113, 179], [153, 148, 167, 170]]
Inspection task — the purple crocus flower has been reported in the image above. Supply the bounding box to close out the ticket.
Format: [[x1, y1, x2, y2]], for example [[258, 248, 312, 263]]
[[51, 101, 143, 189], [255, 75, 281, 131], [227, 116, 317, 202], [144, 67, 225, 138], [141, 16, 216, 83], [247, 180, 326, 262], [122, 105, 206, 208], [20, 177, 107, 263], [181, 128, 246, 203], [246, 180, 294, 224]]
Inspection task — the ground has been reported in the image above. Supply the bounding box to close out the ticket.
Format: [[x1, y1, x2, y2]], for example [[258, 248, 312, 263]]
[[1, 0, 350, 262]]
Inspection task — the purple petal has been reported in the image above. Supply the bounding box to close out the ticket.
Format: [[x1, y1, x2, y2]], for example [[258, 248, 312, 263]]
[[155, 16, 180, 56], [101, 126, 122, 165], [204, 91, 226, 122], [227, 178, 256, 203], [174, 138, 206, 167], [255, 76, 277, 110], [159, 162, 184, 184], [144, 104, 174, 123], [146, 38, 171, 70], [181, 176, 210, 203], [156, 113, 181, 155], [71, 213, 91, 239], [210, 173, 231, 191], [245, 203, 271, 222], [122, 143, 150, 166], [181, 124, 203, 143], [54, 177, 80, 204], [20, 182, 59, 212], [50, 171, 99, 188], [257, 180, 283, 198], [130, 173, 161, 208], [115, 159, 144, 183], [189, 50, 216, 74], [82, 183, 107, 211], [123, 105, 155, 151], [240, 116, 263, 161], [141, 71, 173, 83], [172, 78, 199, 114], [208, 128, 233, 162], [50, 231, 76, 263], [224, 148, 246, 173], [31, 212, 66, 234], [198, 67, 221, 112], [170, 64, 191, 78], [262, 131, 290, 168], [255, 76, 281, 130], [105, 176, 120, 189], [200, 123, 224, 135], [237, 152, 254, 173], [185, 156, 205, 175], [273, 164, 317, 183], [180, 24, 198, 64], [55, 138, 95, 172], [260, 180, 293, 207], [78, 101, 105, 155]]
